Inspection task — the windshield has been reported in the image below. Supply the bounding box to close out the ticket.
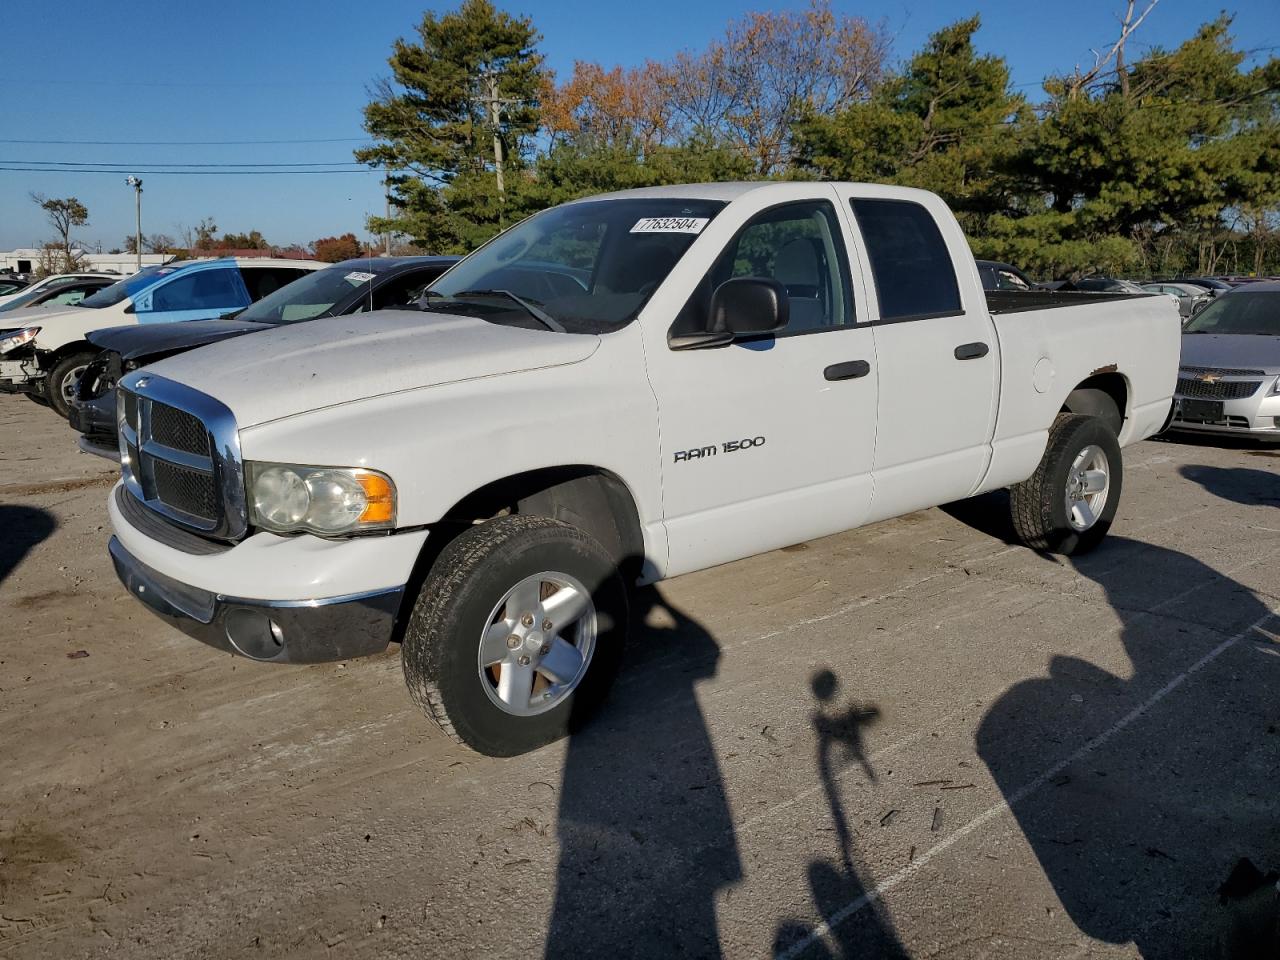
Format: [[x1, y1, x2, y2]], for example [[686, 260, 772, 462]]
[[0, 284, 71, 313], [1182, 291, 1280, 336], [236, 265, 380, 324], [425, 197, 727, 334], [80, 264, 180, 309]]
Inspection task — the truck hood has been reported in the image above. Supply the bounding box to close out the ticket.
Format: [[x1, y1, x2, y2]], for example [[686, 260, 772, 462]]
[[146, 309, 601, 427], [1180, 333, 1280, 374], [87, 318, 268, 361]]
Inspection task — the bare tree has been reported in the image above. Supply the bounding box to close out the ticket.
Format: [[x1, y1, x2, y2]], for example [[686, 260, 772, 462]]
[[1063, 0, 1160, 99], [30, 193, 89, 270]]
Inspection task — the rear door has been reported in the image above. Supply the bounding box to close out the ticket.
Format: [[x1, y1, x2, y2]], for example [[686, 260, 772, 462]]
[[133, 266, 250, 324], [832, 188, 1000, 522]]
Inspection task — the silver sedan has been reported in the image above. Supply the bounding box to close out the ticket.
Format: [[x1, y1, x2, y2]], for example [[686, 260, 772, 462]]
[[1170, 281, 1280, 441]]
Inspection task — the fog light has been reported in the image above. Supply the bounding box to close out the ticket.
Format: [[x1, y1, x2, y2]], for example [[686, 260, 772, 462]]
[[225, 608, 287, 661]]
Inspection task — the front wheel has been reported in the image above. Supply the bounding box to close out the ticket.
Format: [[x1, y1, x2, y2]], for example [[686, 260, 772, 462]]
[[47, 350, 95, 419], [401, 515, 628, 756], [1010, 413, 1123, 555]]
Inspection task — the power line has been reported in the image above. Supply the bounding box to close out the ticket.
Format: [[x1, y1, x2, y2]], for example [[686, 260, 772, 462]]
[[0, 136, 366, 146], [3, 159, 366, 168], [0, 166, 376, 176]]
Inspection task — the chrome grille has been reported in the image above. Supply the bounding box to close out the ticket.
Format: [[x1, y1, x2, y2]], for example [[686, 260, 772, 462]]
[[1180, 364, 1266, 377], [150, 403, 209, 456], [152, 458, 220, 521], [117, 373, 247, 540], [1175, 377, 1262, 400]]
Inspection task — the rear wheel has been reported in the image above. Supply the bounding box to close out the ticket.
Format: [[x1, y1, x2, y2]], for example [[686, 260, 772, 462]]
[[1010, 413, 1122, 555], [401, 515, 628, 756], [47, 350, 95, 419]]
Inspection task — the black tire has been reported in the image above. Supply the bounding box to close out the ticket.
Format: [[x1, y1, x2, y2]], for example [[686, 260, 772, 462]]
[[47, 350, 95, 419], [1010, 413, 1123, 555], [401, 515, 628, 756]]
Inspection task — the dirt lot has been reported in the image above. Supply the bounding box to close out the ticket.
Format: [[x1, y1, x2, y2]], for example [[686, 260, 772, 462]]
[[1, 391, 1278, 959]]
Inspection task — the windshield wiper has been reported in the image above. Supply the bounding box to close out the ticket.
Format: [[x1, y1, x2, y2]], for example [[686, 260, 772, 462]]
[[447, 289, 566, 333]]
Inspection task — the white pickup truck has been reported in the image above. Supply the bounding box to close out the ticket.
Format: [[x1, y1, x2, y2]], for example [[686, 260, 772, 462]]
[[106, 182, 1179, 755]]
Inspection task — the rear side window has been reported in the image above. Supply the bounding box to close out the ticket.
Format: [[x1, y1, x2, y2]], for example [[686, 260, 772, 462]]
[[141, 267, 246, 313], [240, 267, 310, 302], [851, 199, 961, 322]]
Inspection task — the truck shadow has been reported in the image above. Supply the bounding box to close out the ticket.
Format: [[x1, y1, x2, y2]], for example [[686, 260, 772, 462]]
[[0, 505, 57, 588], [1178, 464, 1280, 508], [544, 586, 740, 959], [772, 670, 906, 959], [938, 490, 1020, 545], [975, 537, 1280, 958]]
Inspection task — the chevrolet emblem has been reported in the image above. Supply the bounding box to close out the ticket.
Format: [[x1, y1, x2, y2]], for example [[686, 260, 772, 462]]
[[1199, 372, 1220, 384]]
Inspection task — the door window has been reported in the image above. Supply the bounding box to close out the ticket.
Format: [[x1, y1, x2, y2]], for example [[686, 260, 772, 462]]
[[137, 267, 245, 314], [851, 198, 961, 321], [240, 266, 311, 302], [674, 200, 853, 337]]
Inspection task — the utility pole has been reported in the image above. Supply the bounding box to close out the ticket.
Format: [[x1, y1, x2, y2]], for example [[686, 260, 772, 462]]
[[125, 176, 143, 271], [476, 66, 517, 226], [384, 164, 392, 256]]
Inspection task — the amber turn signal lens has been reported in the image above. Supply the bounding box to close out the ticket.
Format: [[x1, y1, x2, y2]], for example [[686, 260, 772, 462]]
[[356, 471, 396, 524]]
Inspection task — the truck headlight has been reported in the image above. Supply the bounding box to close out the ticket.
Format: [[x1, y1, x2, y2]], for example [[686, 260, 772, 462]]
[[247, 462, 396, 536], [1271, 376, 1280, 396], [0, 327, 40, 354]]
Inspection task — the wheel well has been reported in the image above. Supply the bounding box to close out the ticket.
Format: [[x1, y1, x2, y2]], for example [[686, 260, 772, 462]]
[[391, 467, 646, 646], [1061, 373, 1128, 435], [41, 340, 97, 371]]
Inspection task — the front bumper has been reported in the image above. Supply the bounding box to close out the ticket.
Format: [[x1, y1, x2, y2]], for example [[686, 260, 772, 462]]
[[69, 390, 120, 461], [0, 356, 43, 395], [109, 536, 404, 663], [1170, 388, 1280, 440], [108, 482, 429, 663]]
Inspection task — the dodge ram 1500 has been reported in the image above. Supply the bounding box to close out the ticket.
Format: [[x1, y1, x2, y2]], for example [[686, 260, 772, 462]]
[[104, 182, 1179, 755]]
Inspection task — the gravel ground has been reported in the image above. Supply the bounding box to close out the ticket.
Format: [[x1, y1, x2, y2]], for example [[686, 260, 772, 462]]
[[1, 392, 1277, 959]]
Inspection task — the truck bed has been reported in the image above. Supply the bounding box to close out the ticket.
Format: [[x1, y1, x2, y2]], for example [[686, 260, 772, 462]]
[[986, 289, 1145, 314]]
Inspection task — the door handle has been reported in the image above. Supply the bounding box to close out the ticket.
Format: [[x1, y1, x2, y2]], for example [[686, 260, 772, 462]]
[[954, 342, 989, 360], [824, 360, 871, 381]]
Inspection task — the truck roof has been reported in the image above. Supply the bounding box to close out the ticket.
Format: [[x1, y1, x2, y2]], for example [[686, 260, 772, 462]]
[[569, 181, 936, 204]]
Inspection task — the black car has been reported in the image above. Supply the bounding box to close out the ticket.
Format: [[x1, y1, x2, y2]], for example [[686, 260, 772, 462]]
[[71, 255, 459, 458], [0, 274, 30, 297], [976, 259, 1036, 292]]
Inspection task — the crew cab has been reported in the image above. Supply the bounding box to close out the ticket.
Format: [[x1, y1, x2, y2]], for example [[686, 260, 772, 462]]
[[105, 183, 1180, 756], [0, 257, 321, 416], [70, 255, 459, 459]]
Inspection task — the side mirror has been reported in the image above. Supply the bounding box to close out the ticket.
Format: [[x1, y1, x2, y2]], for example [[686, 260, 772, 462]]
[[668, 276, 790, 351], [710, 276, 789, 336]]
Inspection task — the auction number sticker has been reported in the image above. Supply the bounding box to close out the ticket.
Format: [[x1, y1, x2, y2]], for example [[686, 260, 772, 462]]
[[630, 217, 709, 234], [344, 271, 377, 283]]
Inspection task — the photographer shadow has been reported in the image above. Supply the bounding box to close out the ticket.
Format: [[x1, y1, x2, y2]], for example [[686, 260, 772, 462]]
[[772, 670, 906, 959]]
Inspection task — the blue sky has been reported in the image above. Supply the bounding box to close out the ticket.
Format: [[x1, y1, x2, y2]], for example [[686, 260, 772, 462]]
[[1, 0, 1275, 252]]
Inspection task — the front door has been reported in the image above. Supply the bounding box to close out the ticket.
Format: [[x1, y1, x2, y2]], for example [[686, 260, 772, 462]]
[[642, 189, 879, 577]]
